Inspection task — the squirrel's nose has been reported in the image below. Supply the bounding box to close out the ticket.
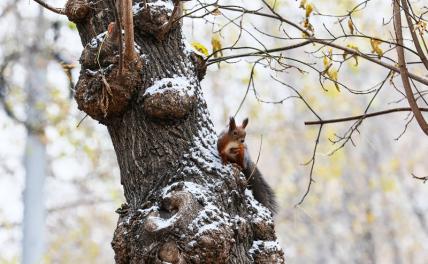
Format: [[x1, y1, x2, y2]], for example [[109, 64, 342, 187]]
[[240, 139, 245, 143]]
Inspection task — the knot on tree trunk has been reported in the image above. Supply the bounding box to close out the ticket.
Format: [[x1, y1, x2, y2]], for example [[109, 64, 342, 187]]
[[134, 1, 181, 41], [65, 0, 90, 22], [144, 191, 202, 233], [158, 241, 186, 263], [140, 76, 197, 120], [249, 240, 285, 263], [74, 31, 143, 123]]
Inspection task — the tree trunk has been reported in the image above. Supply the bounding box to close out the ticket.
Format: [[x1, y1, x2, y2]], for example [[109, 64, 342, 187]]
[[67, 0, 284, 262], [22, 7, 48, 264]]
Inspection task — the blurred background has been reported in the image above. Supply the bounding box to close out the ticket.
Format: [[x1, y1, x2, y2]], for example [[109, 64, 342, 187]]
[[1, 0, 427, 263]]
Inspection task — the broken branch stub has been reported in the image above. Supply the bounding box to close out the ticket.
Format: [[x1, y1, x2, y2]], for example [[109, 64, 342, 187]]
[[65, 0, 90, 22]]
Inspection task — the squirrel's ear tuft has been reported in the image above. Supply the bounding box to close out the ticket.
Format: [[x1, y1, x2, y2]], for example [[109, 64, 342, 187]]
[[242, 118, 249, 128], [229, 117, 236, 131]]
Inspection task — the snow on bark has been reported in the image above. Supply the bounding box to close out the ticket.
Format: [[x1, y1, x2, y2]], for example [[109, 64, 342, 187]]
[[143, 76, 196, 97], [132, 0, 174, 16]]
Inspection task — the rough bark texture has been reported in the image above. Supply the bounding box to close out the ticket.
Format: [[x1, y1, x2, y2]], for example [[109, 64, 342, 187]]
[[67, 0, 284, 262]]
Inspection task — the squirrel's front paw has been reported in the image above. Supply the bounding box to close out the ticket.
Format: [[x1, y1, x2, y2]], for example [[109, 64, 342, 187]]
[[231, 163, 243, 171]]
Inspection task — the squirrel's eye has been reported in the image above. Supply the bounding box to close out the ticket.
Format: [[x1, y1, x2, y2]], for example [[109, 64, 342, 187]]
[[233, 131, 238, 136]]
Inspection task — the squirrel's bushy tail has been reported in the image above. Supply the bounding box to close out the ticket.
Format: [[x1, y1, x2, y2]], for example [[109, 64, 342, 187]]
[[243, 161, 278, 214]]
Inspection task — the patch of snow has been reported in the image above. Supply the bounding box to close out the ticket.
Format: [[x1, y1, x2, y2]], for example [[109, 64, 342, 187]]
[[181, 38, 194, 55], [249, 240, 281, 255], [245, 189, 273, 224], [134, 42, 141, 53], [143, 75, 195, 97], [147, 213, 178, 231], [161, 181, 209, 203], [138, 205, 159, 216], [187, 118, 235, 176], [195, 221, 222, 235], [88, 32, 108, 49], [190, 202, 232, 236], [85, 69, 99, 76], [140, 53, 148, 61], [133, 0, 174, 16]]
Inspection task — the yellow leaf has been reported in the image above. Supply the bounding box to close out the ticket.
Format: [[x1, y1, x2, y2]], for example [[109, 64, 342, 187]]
[[348, 19, 354, 34], [327, 69, 340, 91], [346, 43, 359, 51], [212, 7, 221, 16], [346, 44, 360, 66], [302, 31, 310, 38], [305, 3, 314, 17], [323, 55, 330, 68], [380, 176, 396, 192], [211, 34, 223, 58], [265, 0, 279, 10], [370, 38, 383, 59], [299, 0, 306, 9], [366, 211, 375, 224], [191, 41, 209, 57], [303, 18, 314, 32], [352, 55, 359, 66], [415, 20, 427, 35]]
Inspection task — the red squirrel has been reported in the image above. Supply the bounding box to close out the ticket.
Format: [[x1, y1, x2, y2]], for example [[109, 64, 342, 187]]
[[217, 117, 277, 214], [217, 117, 248, 169]]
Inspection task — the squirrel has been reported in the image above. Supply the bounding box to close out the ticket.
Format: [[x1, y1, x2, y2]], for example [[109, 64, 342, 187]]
[[217, 117, 278, 214]]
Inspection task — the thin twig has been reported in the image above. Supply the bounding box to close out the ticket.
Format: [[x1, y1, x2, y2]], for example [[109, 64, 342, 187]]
[[412, 173, 428, 183], [76, 114, 89, 128], [295, 125, 323, 206], [401, 0, 428, 71], [247, 135, 263, 182], [31, 0, 65, 15], [304, 107, 428, 125]]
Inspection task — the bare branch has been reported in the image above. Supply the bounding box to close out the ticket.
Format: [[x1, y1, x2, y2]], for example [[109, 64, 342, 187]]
[[305, 107, 428, 125], [207, 38, 428, 87], [412, 173, 428, 183], [295, 125, 323, 206], [394, 0, 428, 135], [401, 0, 428, 71], [31, 0, 65, 15], [0, 53, 27, 125], [206, 41, 312, 65], [122, 0, 136, 62], [312, 38, 428, 87]]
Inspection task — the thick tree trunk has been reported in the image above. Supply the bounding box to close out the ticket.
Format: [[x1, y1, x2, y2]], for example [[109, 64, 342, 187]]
[[67, 0, 284, 262]]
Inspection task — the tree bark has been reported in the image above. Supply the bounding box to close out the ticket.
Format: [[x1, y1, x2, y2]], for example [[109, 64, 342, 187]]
[[66, 0, 284, 262]]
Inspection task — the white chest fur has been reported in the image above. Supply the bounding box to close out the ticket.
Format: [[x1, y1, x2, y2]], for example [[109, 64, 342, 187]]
[[224, 141, 239, 157]]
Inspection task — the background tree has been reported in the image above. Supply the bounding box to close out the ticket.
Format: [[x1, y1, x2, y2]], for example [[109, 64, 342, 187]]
[[0, 1, 121, 263]]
